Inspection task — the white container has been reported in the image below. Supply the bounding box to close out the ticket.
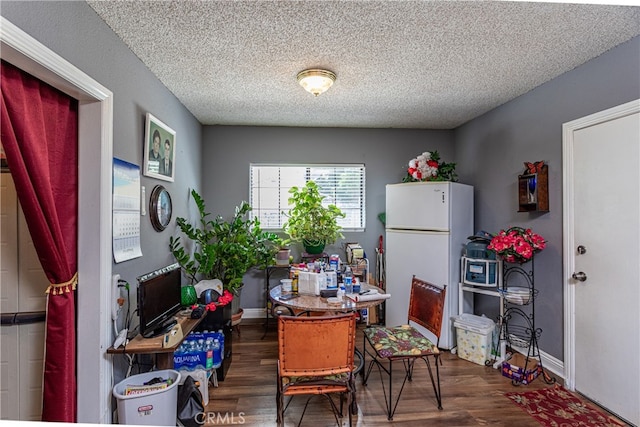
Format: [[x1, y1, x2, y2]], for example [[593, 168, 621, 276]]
[[275, 248, 290, 265], [326, 271, 338, 289], [298, 271, 323, 295], [281, 279, 292, 292], [453, 314, 495, 366], [503, 286, 531, 305], [113, 369, 180, 425]]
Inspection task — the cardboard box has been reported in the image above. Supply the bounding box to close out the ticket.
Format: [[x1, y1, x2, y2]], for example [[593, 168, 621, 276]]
[[501, 352, 542, 384]]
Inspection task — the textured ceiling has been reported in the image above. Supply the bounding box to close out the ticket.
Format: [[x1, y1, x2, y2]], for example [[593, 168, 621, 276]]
[[86, 1, 640, 129]]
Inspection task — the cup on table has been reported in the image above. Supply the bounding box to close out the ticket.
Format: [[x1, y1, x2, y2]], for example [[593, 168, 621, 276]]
[[281, 279, 292, 292]]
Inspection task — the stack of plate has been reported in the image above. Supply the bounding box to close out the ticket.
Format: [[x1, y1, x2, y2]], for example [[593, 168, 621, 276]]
[[504, 286, 531, 305]]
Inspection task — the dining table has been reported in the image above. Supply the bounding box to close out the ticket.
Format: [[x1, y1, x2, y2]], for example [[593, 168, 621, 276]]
[[269, 282, 388, 317]]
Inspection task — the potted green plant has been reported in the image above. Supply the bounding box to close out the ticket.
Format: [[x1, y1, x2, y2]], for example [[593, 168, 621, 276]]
[[282, 180, 345, 254], [169, 189, 281, 313]]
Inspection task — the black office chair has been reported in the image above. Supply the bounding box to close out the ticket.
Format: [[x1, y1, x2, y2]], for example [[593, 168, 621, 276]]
[[362, 275, 446, 420]]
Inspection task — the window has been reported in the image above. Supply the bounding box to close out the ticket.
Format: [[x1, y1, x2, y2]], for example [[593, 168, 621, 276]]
[[250, 164, 366, 231]]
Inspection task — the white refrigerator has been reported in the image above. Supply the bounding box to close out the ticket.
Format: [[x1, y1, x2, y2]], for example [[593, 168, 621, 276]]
[[385, 181, 473, 350]]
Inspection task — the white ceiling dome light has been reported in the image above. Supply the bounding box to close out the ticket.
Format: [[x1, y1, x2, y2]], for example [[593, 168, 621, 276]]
[[297, 69, 336, 97]]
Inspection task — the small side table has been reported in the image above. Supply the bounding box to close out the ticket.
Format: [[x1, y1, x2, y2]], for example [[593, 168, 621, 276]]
[[262, 265, 291, 339]]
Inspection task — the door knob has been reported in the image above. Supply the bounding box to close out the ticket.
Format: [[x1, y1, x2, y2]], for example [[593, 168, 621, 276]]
[[572, 272, 587, 282], [577, 245, 587, 254]]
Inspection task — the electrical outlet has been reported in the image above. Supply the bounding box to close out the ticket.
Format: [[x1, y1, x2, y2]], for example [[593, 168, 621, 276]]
[[111, 274, 120, 320]]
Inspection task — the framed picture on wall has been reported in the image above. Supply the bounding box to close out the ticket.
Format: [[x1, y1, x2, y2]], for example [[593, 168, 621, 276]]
[[143, 113, 176, 182]]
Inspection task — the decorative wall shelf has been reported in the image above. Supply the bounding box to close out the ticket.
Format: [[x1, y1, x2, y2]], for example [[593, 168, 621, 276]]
[[518, 164, 549, 212]]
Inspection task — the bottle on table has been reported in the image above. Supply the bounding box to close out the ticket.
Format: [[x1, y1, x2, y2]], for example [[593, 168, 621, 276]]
[[292, 268, 299, 295]]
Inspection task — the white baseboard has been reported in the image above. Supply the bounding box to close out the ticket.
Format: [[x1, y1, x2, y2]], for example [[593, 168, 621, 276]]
[[241, 308, 266, 319], [510, 344, 565, 382], [539, 349, 564, 381]]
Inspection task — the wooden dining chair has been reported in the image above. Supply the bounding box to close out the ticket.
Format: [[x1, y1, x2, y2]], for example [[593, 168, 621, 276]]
[[276, 312, 357, 426], [362, 275, 446, 420]]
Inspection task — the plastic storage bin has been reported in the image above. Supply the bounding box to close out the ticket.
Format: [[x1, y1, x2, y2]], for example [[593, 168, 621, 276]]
[[453, 314, 496, 366], [463, 257, 499, 286], [113, 369, 181, 425]]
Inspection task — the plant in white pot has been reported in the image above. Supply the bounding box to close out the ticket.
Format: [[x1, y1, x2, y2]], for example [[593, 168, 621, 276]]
[[275, 245, 292, 266], [169, 189, 281, 314], [282, 180, 345, 254]]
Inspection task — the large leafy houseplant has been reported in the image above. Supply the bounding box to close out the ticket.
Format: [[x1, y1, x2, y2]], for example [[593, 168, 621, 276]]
[[282, 180, 345, 254], [169, 190, 281, 297]]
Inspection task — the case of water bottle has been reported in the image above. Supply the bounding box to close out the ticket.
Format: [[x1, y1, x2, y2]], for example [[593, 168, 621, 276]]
[[173, 330, 224, 371]]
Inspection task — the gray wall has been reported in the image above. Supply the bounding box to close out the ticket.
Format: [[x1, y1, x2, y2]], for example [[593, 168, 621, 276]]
[[201, 126, 454, 308], [1, 2, 203, 296], [455, 36, 640, 360]]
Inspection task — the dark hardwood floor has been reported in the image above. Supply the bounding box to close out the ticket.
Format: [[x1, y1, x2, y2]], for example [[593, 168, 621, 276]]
[[202, 319, 601, 426]]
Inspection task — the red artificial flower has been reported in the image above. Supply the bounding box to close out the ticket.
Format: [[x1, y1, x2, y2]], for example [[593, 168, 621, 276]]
[[488, 226, 545, 264], [217, 290, 234, 306]]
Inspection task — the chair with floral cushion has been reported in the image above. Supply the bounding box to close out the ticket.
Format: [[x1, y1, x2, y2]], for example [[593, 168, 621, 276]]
[[362, 275, 446, 420], [277, 312, 357, 426]]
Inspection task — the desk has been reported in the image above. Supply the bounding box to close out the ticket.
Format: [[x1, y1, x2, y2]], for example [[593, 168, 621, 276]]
[[269, 283, 386, 316], [107, 314, 204, 370]]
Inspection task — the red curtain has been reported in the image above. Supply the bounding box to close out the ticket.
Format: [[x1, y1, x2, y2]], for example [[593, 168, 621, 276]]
[[1, 60, 78, 422]]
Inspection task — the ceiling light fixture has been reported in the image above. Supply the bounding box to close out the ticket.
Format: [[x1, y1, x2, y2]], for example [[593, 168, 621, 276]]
[[297, 68, 336, 97]]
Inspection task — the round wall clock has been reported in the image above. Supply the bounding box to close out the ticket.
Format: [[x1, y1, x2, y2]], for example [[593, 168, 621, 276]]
[[149, 185, 172, 232]]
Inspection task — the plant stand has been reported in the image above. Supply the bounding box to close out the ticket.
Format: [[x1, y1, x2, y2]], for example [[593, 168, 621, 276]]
[[231, 308, 243, 338], [262, 265, 291, 339], [490, 257, 556, 386]]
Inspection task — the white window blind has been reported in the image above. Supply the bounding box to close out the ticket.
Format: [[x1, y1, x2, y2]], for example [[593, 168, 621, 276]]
[[250, 164, 366, 231]]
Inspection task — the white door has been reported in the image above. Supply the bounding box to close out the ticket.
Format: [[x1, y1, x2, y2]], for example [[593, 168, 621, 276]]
[[563, 100, 640, 426], [0, 173, 46, 421]]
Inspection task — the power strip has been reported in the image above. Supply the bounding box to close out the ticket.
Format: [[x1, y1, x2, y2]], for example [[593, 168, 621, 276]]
[[111, 274, 120, 321], [113, 328, 128, 348], [162, 323, 183, 348]]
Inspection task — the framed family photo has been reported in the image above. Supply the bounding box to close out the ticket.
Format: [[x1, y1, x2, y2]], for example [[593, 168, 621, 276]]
[[144, 113, 176, 182]]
